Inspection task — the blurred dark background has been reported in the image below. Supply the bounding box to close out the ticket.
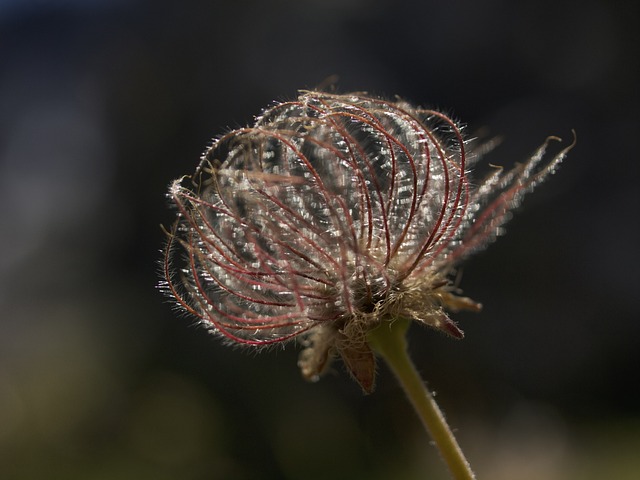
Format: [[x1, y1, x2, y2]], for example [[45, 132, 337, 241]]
[[1, 0, 638, 479]]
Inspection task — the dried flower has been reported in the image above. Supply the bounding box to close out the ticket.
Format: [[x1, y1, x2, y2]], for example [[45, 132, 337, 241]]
[[162, 91, 573, 393]]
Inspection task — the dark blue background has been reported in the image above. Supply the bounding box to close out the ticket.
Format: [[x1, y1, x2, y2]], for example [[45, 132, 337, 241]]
[[1, 1, 638, 478]]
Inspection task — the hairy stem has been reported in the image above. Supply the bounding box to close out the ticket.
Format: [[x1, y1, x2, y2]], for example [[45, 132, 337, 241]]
[[368, 319, 475, 480]]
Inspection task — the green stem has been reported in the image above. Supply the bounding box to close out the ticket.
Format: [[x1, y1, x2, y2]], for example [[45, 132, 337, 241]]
[[368, 318, 476, 480]]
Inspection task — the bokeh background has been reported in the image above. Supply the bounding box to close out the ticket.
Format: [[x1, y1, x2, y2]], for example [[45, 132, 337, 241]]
[[1, 0, 638, 479]]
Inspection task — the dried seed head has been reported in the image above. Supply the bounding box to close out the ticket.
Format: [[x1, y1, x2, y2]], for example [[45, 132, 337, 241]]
[[161, 90, 574, 392]]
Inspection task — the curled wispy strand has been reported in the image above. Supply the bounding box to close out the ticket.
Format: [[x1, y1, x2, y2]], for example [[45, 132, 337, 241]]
[[161, 90, 574, 392]]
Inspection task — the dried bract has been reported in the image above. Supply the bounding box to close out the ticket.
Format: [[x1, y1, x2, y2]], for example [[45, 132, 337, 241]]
[[162, 91, 574, 392]]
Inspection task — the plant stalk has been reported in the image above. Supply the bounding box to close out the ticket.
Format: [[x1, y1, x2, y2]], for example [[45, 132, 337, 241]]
[[368, 319, 476, 480]]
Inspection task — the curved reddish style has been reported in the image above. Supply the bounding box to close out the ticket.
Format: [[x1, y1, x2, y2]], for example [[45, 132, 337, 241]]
[[161, 91, 574, 392]]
